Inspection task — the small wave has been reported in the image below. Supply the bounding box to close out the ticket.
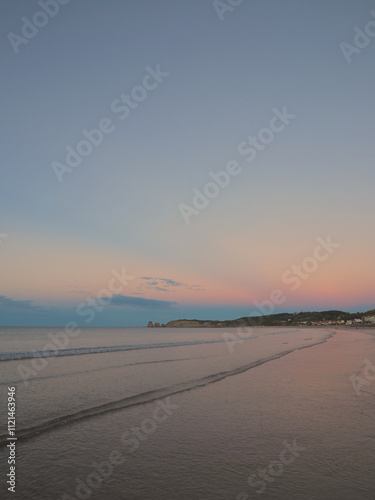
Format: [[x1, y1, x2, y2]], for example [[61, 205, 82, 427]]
[[0, 329, 304, 362], [0, 335, 261, 362], [0, 355, 218, 387], [0, 331, 335, 447]]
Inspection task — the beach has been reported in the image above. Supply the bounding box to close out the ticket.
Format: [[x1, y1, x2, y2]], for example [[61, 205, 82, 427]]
[[1, 326, 374, 499]]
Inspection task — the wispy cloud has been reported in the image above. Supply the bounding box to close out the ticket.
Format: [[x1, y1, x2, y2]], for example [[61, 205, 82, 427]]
[[162, 279, 184, 287], [138, 277, 205, 294], [0, 295, 38, 311], [109, 295, 177, 310], [188, 284, 205, 291]]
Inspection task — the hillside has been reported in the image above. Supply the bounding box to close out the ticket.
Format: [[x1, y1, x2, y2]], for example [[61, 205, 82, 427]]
[[147, 309, 375, 328]]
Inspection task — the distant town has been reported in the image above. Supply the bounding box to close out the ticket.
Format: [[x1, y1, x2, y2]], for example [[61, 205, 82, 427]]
[[147, 309, 375, 328]]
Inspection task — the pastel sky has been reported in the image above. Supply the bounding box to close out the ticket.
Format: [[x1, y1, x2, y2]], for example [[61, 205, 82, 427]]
[[1, 0, 374, 326]]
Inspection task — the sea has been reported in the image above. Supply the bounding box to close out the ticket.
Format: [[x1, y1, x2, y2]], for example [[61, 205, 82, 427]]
[[0, 326, 374, 499]]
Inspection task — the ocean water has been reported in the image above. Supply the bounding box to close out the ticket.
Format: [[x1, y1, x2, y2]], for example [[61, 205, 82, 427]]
[[0, 326, 374, 499]]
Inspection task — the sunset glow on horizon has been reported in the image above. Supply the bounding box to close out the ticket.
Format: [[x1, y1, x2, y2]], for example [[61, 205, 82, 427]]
[[1, 1, 374, 326]]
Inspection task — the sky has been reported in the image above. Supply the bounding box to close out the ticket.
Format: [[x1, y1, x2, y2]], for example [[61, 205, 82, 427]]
[[1, 0, 375, 326]]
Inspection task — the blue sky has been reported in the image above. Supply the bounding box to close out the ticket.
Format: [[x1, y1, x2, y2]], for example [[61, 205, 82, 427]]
[[1, 0, 375, 326]]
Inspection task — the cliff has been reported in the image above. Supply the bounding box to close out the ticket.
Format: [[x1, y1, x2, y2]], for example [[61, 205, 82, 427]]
[[156, 309, 375, 328]]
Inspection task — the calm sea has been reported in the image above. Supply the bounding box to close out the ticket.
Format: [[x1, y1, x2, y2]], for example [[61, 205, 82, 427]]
[[0, 326, 374, 499]]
